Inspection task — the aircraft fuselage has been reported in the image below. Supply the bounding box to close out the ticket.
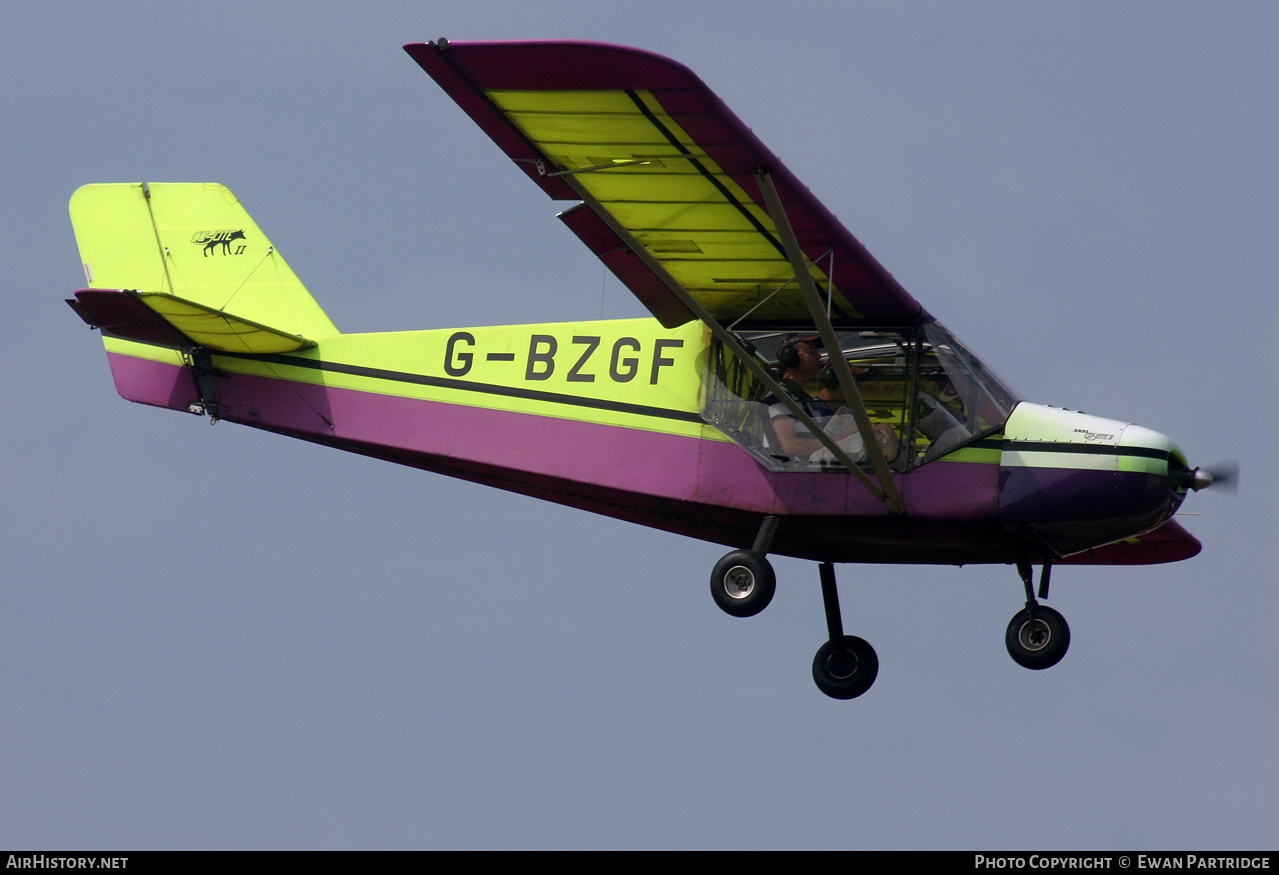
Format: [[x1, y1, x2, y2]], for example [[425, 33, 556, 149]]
[[96, 315, 1195, 566]]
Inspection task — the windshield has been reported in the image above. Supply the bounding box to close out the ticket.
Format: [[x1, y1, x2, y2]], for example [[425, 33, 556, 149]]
[[702, 322, 1020, 471]]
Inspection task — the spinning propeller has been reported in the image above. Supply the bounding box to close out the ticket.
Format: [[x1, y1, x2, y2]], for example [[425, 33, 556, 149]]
[[1179, 462, 1239, 493]]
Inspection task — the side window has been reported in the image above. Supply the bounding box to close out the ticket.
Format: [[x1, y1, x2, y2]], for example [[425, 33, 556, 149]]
[[702, 325, 1019, 471], [702, 336, 789, 467], [919, 323, 1020, 459]]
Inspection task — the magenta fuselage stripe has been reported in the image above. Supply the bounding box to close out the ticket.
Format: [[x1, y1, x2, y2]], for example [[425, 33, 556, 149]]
[[103, 351, 1197, 565], [204, 361, 998, 520], [106, 351, 200, 410], [104, 349, 998, 521]]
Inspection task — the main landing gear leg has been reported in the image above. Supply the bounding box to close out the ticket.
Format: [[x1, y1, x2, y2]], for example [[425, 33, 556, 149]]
[[1005, 556, 1070, 670], [811, 562, 878, 699], [709, 516, 778, 618]]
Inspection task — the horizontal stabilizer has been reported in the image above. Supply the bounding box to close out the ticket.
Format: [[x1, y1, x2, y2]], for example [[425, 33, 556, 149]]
[[69, 288, 316, 354]]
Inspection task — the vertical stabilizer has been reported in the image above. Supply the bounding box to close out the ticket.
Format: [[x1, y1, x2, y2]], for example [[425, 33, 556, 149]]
[[69, 183, 338, 338]]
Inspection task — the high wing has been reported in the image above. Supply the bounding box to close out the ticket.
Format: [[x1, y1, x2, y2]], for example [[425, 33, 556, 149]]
[[405, 40, 928, 331], [408, 38, 929, 510]]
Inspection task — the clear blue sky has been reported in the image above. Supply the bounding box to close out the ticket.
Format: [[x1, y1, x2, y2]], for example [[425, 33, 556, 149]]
[[3, 1, 1275, 849]]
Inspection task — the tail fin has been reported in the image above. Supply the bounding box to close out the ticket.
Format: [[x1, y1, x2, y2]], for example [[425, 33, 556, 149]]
[[69, 183, 338, 345]]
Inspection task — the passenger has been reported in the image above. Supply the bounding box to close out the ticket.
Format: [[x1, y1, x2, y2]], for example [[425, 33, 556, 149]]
[[766, 334, 899, 465], [814, 365, 903, 468]]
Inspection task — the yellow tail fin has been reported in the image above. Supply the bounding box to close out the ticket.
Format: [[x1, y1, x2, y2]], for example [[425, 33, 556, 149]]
[[69, 183, 338, 342]]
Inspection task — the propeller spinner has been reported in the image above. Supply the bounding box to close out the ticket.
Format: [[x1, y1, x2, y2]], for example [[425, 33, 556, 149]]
[[1184, 462, 1239, 493]]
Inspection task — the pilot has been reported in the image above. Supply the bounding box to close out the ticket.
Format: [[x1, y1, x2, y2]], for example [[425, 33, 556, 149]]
[[767, 334, 900, 465], [767, 334, 847, 455]]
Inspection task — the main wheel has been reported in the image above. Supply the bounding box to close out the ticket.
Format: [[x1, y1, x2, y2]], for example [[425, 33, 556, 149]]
[[709, 550, 776, 618], [812, 636, 879, 699], [1005, 605, 1070, 670]]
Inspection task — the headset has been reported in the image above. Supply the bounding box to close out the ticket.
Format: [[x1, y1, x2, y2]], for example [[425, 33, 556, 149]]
[[775, 334, 816, 370]]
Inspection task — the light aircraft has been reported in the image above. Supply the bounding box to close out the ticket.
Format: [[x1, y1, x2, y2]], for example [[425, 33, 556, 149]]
[[66, 40, 1228, 700]]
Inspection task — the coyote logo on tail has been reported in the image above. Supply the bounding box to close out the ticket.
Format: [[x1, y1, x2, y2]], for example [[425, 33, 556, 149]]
[[191, 229, 247, 256]]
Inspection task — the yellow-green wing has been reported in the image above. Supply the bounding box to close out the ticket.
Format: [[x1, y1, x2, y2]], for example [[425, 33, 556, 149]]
[[407, 40, 927, 330]]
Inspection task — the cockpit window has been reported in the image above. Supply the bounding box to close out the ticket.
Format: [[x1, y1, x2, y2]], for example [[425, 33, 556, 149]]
[[702, 323, 1020, 471]]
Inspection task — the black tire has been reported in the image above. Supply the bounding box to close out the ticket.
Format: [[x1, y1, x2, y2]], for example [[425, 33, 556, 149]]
[[812, 635, 879, 699], [1005, 605, 1070, 670], [709, 550, 776, 618]]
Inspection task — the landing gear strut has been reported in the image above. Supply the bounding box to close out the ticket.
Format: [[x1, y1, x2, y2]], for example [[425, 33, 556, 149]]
[[709, 520, 878, 699], [812, 562, 878, 699], [1005, 558, 1070, 670]]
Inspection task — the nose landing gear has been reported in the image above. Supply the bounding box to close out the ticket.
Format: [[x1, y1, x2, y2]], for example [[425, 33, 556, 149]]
[[1006, 558, 1070, 670]]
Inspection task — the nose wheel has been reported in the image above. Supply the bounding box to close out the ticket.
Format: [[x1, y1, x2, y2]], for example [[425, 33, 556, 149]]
[[1006, 558, 1070, 670], [1006, 605, 1070, 669]]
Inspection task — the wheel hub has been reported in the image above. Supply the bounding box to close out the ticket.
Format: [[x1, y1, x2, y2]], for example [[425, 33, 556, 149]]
[[824, 648, 858, 680], [1018, 620, 1051, 652], [723, 566, 755, 599]]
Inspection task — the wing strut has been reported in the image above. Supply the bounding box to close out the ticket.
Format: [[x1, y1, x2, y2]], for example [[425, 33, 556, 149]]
[[556, 169, 902, 511], [756, 170, 904, 512]]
